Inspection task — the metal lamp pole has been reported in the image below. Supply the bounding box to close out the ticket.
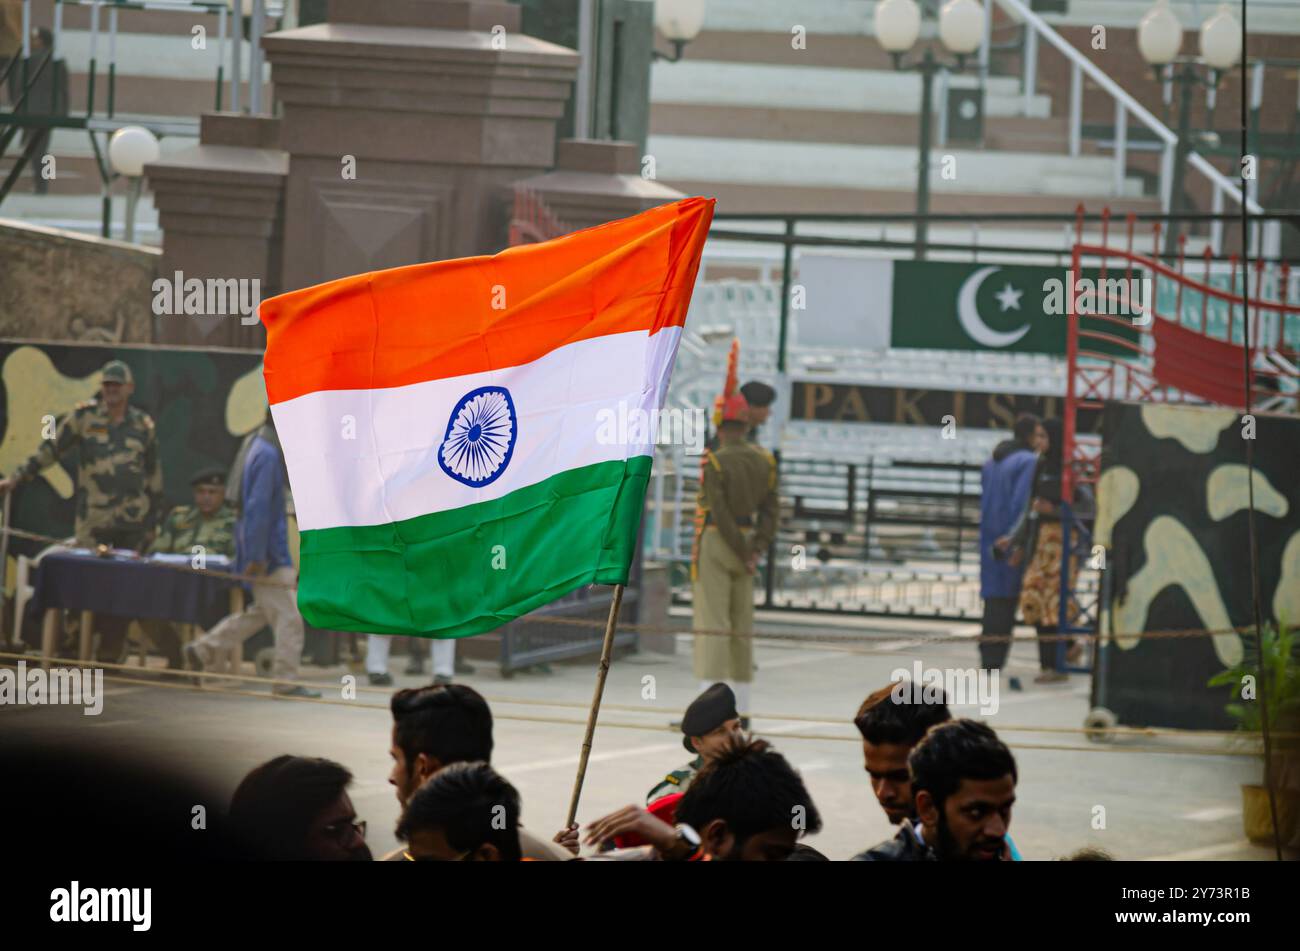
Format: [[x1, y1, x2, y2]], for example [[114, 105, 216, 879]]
[[915, 47, 937, 260], [1162, 60, 1222, 257], [895, 45, 962, 261]]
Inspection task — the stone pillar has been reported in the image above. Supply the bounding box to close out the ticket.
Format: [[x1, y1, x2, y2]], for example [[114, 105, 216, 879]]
[[511, 138, 685, 236], [636, 561, 676, 655], [144, 113, 288, 348], [263, 0, 579, 292]]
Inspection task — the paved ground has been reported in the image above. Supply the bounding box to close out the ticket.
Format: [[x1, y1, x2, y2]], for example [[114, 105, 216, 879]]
[[1, 610, 1287, 861]]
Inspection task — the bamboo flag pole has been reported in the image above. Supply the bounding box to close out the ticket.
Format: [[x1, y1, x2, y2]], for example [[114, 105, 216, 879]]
[[0, 491, 10, 644], [565, 583, 625, 828]]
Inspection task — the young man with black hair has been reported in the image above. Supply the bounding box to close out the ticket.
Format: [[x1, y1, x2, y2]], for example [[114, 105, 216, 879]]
[[384, 682, 572, 859], [396, 762, 523, 862], [854, 719, 1017, 862], [229, 755, 372, 861], [853, 681, 952, 825], [585, 737, 821, 861]]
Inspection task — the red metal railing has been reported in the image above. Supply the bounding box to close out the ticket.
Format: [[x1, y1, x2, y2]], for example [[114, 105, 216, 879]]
[[1063, 205, 1300, 500]]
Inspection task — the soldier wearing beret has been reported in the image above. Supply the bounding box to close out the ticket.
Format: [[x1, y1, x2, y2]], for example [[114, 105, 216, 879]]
[[647, 683, 745, 804], [138, 467, 237, 667], [149, 467, 236, 559], [1, 360, 163, 661]]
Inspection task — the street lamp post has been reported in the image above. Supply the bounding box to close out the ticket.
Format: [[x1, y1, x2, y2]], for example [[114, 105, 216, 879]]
[[874, 0, 984, 260], [653, 0, 706, 62], [1138, 1, 1242, 255], [107, 126, 160, 243]]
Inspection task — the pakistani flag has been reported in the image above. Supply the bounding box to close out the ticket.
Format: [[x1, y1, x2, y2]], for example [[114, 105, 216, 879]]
[[260, 197, 715, 637], [890, 261, 1139, 356]]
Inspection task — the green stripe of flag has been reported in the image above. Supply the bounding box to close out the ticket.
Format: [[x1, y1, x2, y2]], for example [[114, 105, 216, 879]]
[[296, 456, 652, 638]]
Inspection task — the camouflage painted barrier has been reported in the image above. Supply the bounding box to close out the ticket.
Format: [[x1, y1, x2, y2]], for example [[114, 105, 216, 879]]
[[1095, 401, 1300, 729]]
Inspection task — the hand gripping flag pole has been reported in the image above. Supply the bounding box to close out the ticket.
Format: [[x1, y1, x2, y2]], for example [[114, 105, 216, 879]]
[[565, 583, 625, 828]]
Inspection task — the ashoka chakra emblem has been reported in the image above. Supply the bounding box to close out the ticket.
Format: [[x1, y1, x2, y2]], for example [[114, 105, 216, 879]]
[[438, 386, 518, 488]]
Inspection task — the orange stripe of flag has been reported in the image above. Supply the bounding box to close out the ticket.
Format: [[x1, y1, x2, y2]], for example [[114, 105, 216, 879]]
[[261, 196, 715, 405]]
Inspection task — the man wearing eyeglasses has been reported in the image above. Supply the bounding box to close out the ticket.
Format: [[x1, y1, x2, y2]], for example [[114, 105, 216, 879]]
[[229, 755, 373, 861]]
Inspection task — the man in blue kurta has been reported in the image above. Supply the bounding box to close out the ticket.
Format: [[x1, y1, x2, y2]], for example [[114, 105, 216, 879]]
[[978, 415, 1043, 675], [185, 417, 318, 697]]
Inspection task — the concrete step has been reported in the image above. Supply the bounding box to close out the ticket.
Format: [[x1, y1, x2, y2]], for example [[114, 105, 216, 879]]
[[0, 126, 196, 160], [679, 28, 933, 70], [662, 179, 1159, 216], [54, 29, 266, 83], [61, 72, 238, 120], [697, 0, 879, 34], [694, 0, 1300, 36], [651, 60, 1053, 119], [0, 191, 161, 245], [650, 102, 1099, 155], [1047, 1, 1300, 34], [646, 134, 1145, 197]]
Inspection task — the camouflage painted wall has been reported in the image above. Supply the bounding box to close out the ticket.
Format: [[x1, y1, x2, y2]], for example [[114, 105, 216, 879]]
[[0, 220, 160, 343], [1095, 402, 1300, 729], [0, 340, 267, 562]]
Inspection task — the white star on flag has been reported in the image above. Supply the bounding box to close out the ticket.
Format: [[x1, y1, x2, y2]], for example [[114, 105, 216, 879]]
[[994, 282, 1023, 312]]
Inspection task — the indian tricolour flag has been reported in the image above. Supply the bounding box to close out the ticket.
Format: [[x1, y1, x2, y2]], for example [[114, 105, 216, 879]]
[[261, 196, 715, 638]]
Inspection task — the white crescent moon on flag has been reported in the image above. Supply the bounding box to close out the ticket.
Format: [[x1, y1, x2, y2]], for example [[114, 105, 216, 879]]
[[956, 265, 1030, 348]]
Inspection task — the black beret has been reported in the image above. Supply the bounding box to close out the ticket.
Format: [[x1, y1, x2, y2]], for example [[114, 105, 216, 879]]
[[190, 467, 227, 487], [739, 381, 776, 407], [680, 682, 739, 753]]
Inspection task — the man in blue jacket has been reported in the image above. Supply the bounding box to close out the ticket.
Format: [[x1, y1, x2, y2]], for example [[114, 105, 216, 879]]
[[186, 416, 318, 698], [977, 414, 1043, 679]]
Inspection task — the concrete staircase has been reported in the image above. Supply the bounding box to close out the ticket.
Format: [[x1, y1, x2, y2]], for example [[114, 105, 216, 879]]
[[0, 2, 264, 238], [647, 0, 1162, 219]]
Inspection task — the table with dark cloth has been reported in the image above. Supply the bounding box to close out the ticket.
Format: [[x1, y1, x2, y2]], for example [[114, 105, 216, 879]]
[[32, 551, 238, 665]]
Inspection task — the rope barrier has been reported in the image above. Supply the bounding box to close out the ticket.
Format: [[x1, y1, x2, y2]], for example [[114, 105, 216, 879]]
[[2, 651, 1287, 748], [0, 525, 1259, 646]]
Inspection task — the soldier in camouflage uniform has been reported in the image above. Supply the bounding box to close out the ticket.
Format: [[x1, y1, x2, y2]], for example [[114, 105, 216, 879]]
[[138, 467, 236, 667], [0, 360, 163, 659], [1, 360, 163, 549]]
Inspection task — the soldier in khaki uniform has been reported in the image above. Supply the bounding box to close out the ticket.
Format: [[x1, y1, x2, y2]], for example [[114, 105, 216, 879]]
[[138, 467, 236, 667], [0, 360, 163, 660], [692, 395, 778, 723]]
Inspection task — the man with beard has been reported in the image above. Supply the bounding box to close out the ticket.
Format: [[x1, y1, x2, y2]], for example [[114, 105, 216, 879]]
[[1, 360, 163, 661], [384, 683, 573, 859], [854, 719, 1017, 861], [853, 681, 951, 825], [229, 755, 372, 860]]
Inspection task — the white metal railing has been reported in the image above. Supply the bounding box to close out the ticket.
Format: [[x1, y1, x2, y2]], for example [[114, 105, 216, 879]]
[[43, 0, 282, 118], [993, 0, 1275, 258]]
